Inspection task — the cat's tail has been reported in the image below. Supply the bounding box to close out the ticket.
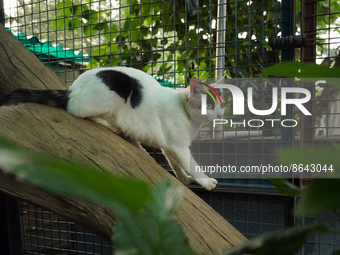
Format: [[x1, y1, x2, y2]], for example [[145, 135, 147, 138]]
[[0, 89, 68, 110]]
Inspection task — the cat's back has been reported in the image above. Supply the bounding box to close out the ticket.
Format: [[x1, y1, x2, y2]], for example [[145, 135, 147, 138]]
[[67, 66, 173, 117], [71, 66, 161, 91], [69, 66, 164, 104]]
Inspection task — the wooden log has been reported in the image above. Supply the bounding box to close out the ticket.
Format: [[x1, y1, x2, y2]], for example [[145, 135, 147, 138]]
[[0, 24, 246, 255]]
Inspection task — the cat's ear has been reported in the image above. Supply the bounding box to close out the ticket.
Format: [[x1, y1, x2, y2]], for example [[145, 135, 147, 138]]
[[190, 77, 203, 93], [214, 76, 225, 93], [215, 76, 225, 84], [188, 77, 202, 107]]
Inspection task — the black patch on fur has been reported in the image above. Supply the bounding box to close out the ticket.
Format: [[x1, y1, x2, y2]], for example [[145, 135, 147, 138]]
[[200, 91, 221, 110], [0, 89, 69, 110], [206, 94, 216, 108], [96, 70, 142, 108]]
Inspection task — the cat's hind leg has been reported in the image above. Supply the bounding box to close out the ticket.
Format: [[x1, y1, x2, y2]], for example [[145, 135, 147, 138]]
[[89, 116, 151, 159], [124, 137, 152, 158], [89, 117, 150, 157], [88, 116, 122, 134]]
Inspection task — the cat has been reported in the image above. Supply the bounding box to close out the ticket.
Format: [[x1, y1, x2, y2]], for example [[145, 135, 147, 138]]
[[0, 66, 225, 190]]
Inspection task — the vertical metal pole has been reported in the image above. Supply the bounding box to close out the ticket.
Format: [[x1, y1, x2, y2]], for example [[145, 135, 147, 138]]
[[281, 0, 295, 147], [300, 0, 316, 147], [301, 0, 316, 63], [214, 0, 227, 140], [300, 0, 316, 188], [281, 0, 295, 62], [215, 0, 226, 79]]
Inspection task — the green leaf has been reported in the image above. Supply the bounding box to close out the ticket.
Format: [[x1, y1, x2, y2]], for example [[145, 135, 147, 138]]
[[82, 10, 99, 23], [159, 64, 172, 73], [56, 0, 73, 8], [142, 0, 152, 16], [0, 138, 151, 215], [332, 250, 340, 255], [72, 4, 89, 16], [131, 17, 141, 28], [152, 27, 159, 36], [81, 9, 91, 21], [268, 178, 301, 197], [93, 22, 109, 32], [104, 24, 119, 41], [278, 145, 340, 216], [68, 18, 82, 30], [261, 61, 340, 81], [53, 18, 72, 30], [56, 1, 73, 16], [222, 225, 328, 255], [143, 17, 152, 27], [153, 53, 161, 61], [110, 44, 119, 53], [88, 57, 99, 68], [114, 181, 196, 255], [84, 25, 98, 36], [90, 12, 99, 23], [149, 181, 183, 221], [296, 179, 340, 217], [278, 147, 340, 178], [131, 30, 140, 41]]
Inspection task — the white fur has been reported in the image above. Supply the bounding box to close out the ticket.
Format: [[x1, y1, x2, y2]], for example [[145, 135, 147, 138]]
[[67, 67, 223, 190]]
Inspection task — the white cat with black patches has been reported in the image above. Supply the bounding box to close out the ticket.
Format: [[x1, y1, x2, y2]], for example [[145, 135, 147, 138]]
[[0, 67, 224, 190]]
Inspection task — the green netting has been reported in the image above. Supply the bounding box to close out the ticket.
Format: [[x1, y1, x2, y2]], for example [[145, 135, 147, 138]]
[[5, 28, 90, 63], [153, 77, 179, 87]]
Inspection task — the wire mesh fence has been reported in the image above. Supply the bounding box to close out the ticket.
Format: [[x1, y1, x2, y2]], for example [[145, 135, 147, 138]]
[[3, 0, 283, 82], [309, 0, 340, 142], [19, 202, 113, 254], [2, 0, 340, 254], [195, 189, 295, 238], [295, 1, 340, 254]]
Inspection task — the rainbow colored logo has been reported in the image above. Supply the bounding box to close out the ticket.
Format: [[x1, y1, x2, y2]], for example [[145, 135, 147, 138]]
[[197, 82, 223, 109]]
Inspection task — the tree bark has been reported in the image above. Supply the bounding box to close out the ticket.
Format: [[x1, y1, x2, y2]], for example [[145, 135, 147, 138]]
[[0, 24, 246, 255]]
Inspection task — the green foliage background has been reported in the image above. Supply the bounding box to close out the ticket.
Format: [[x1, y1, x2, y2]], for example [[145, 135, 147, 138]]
[[6, 0, 283, 84], [5, 0, 340, 84]]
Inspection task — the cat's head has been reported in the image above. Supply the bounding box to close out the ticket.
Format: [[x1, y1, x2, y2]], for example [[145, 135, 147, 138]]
[[188, 77, 225, 123]]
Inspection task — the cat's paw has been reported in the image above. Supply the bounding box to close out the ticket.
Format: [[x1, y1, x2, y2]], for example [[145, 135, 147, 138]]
[[195, 178, 218, 190]]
